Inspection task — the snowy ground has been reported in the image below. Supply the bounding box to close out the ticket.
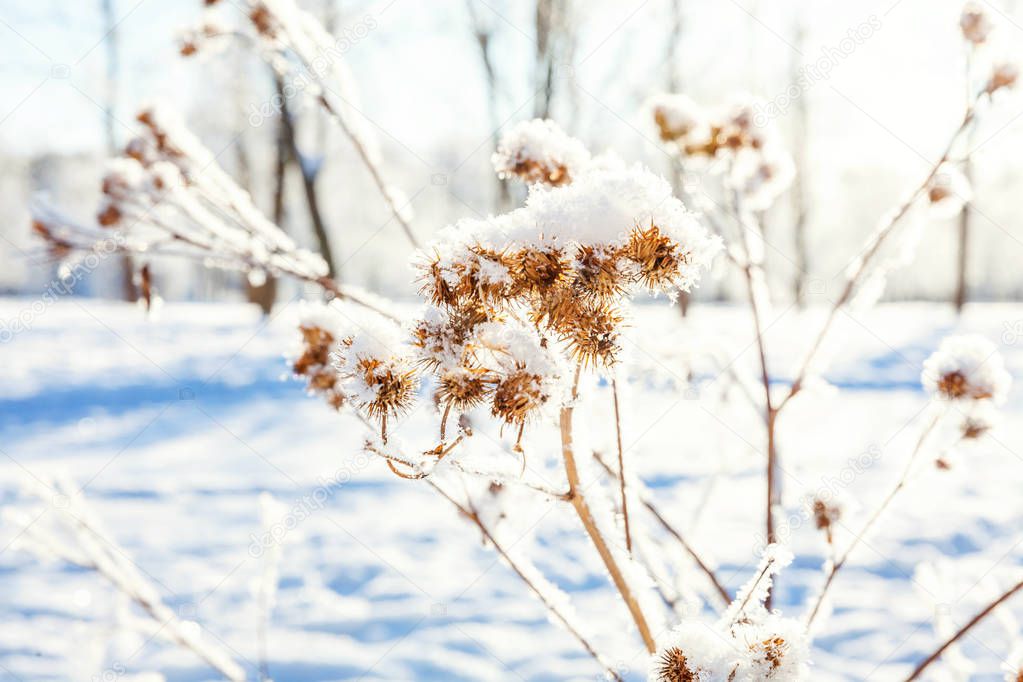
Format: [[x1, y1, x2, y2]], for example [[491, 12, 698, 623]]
[[1, 297, 1022, 682]]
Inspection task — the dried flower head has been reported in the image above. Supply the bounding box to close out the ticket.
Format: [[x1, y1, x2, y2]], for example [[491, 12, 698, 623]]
[[812, 495, 842, 544], [293, 303, 348, 410], [477, 321, 564, 426], [572, 245, 627, 301], [436, 364, 493, 411], [655, 648, 698, 682], [511, 245, 571, 294], [960, 400, 998, 440], [564, 301, 624, 369], [922, 335, 1011, 404], [492, 119, 591, 186], [735, 616, 811, 681], [648, 93, 707, 143], [927, 163, 972, 217], [625, 224, 685, 291], [987, 62, 1019, 94], [491, 368, 550, 425], [335, 318, 420, 421], [647, 624, 735, 682], [961, 2, 994, 45]]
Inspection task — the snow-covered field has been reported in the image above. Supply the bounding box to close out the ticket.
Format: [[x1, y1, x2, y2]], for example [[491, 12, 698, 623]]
[[1, 297, 1022, 681]]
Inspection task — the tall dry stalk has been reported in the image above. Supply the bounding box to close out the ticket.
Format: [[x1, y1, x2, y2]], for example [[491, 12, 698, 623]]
[[562, 366, 656, 652]]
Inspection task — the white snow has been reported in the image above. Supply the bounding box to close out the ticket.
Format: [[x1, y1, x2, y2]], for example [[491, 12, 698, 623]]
[[1, 298, 1022, 680]]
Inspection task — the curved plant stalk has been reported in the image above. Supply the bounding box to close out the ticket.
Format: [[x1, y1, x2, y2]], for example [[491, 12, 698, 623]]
[[561, 365, 657, 653]]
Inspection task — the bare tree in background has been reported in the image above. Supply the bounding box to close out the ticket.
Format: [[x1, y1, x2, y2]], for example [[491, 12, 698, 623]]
[[790, 15, 811, 307], [237, 75, 278, 314], [466, 1, 511, 211], [247, 0, 341, 314], [952, 22, 986, 314], [278, 75, 337, 278], [533, 0, 571, 119], [100, 0, 137, 302]]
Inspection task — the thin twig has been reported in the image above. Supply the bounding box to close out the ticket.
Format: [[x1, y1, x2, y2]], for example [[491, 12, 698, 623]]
[[611, 377, 632, 553], [805, 412, 942, 628], [729, 183, 781, 607], [777, 106, 979, 413], [905, 577, 1023, 680]]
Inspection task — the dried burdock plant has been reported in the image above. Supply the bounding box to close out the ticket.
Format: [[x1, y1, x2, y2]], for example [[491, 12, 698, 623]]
[[811, 495, 842, 547], [491, 118, 591, 186], [283, 124, 720, 656], [31, 104, 390, 319], [961, 2, 994, 45], [922, 335, 1011, 403], [23, 1, 1023, 678], [647, 93, 795, 211]]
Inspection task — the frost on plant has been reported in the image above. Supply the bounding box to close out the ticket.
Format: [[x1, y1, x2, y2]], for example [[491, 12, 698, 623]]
[[648, 545, 810, 681], [295, 127, 720, 456], [922, 334, 1011, 404], [491, 118, 591, 186], [646, 93, 795, 210]]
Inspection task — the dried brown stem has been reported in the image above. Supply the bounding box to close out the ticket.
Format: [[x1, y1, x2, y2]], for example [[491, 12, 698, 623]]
[[729, 185, 780, 608], [805, 412, 942, 628], [905, 577, 1023, 680], [611, 377, 632, 553], [561, 365, 656, 653]]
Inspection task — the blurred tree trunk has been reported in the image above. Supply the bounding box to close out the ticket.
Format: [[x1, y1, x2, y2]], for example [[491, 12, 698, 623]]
[[100, 0, 137, 302], [533, 0, 570, 119], [277, 76, 337, 279], [954, 50, 975, 314], [466, 1, 511, 211], [790, 18, 810, 307], [239, 117, 278, 314], [954, 162, 971, 313]]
